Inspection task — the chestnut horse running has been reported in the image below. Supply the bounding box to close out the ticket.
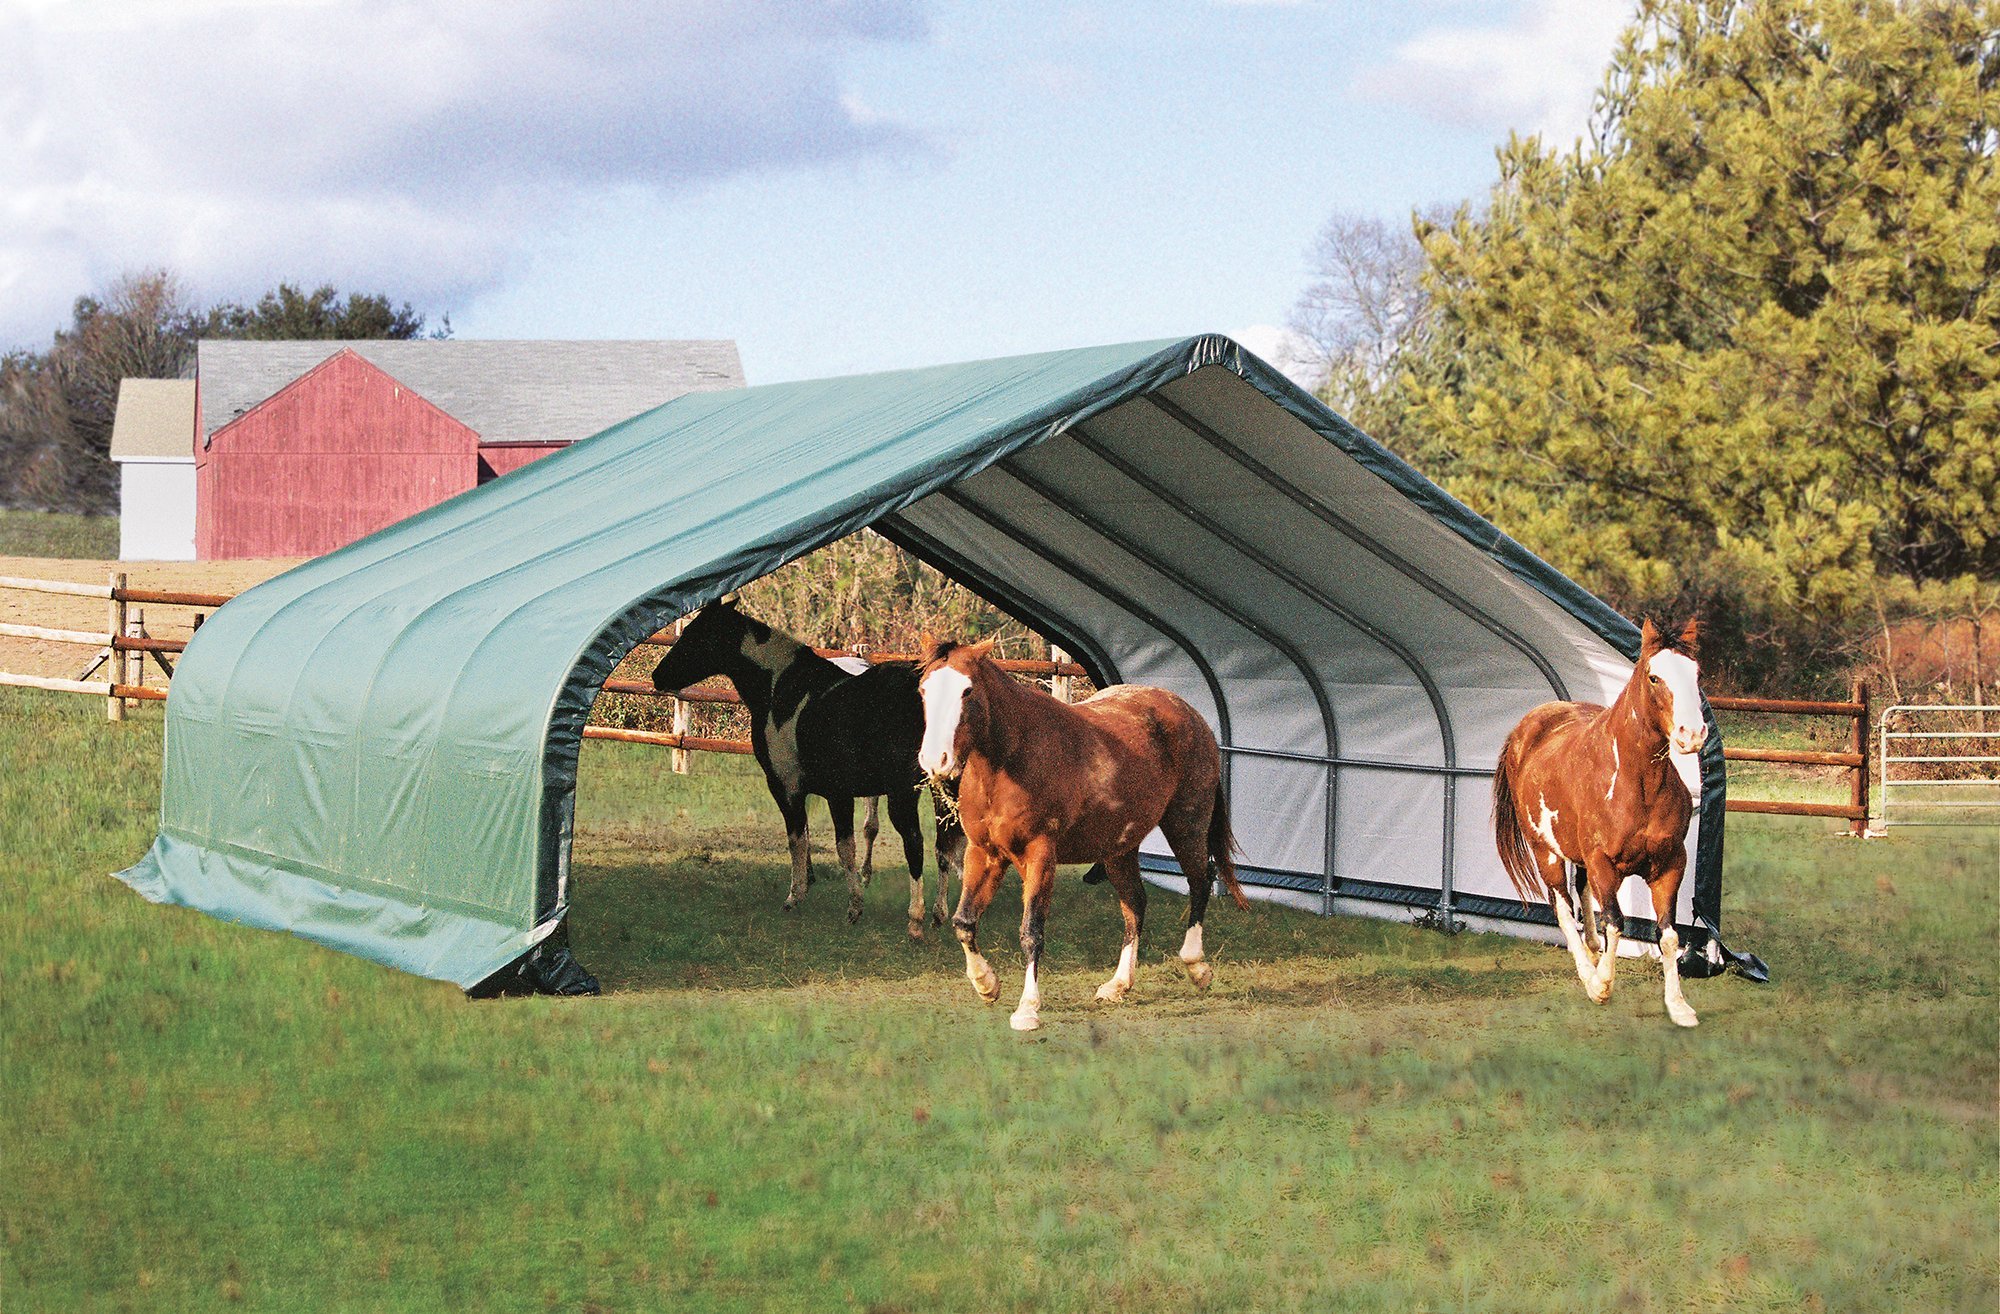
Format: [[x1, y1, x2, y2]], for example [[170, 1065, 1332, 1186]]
[[917, 640, 1246, 1031], [1492, 618, 1709, 1027]]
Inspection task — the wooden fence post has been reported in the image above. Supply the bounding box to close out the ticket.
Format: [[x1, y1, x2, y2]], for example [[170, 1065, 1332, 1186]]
[[1850, 677, 1870, 835], [1049, 645, 1073, 704], [106, 573, 126, 723], [125, 606, 145, 711], [669, 617, 690, 775]]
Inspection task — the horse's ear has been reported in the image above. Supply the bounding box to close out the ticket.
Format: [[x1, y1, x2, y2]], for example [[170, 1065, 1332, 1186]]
[[1639, 617, 1661, 653], [919, 633, 951, 665], [1677, 617, 1701, 657], [963, 638, 998, 662]]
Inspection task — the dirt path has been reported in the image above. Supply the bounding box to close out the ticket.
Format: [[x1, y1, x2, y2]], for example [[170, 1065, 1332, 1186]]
[[0, 556, 304, 687]]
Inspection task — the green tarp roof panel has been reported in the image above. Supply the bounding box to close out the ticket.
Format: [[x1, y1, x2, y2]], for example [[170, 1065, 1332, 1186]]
[[117, 335, 1727, 988]]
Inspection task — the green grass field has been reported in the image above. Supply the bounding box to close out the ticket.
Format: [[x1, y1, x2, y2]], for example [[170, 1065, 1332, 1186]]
[[3, 690, 1994, 1312], [0, 510, 119, 559]]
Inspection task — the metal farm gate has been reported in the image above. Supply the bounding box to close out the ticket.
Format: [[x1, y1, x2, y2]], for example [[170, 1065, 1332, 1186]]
[[1878, 704, 2000, 827]]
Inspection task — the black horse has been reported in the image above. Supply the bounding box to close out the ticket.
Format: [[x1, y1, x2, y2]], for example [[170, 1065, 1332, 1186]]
[[650, 598, 963, 937]]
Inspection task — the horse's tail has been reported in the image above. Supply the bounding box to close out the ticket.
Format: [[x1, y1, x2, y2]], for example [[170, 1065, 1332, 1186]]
[[1491, 741, 1547, 907], [1209, 782, 1248, 910]]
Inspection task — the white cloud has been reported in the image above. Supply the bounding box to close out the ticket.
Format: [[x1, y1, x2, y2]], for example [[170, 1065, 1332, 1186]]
[[0, 0, 932, 346], [1230, 323, 1319, 390], [1355, 0, 1629, 146]]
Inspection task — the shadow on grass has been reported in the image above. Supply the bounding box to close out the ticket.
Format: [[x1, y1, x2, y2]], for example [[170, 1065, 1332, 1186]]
[[564, 818, 1568, 1012]]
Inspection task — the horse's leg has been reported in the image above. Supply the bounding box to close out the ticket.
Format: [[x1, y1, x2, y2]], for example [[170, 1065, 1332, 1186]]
[[1573, 862, 1604, 961], [935, 818, 965, 929], [1010, 840, 1056, 1031], [1647, 859, 1698, 1028], [1094, 851, 1146, 1003], [1165, 821, 1218, 991], [886, 785, 927, 940], [828, 795, 864, 924], [951, 844, 1005, 1005], [774, 789, 812, 912], [860, 796, 880, 888], [1582, 853, 1622, 1003], [1543, 847, 1601, 990]]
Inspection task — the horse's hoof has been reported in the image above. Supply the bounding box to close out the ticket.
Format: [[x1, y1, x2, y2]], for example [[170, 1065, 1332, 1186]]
[[1185, 959, 1214, 992], [907, 918, 925, 941], [932, 908, 945, 928], [1586, 981, 1612, 1004], [969, 965, 1000, 1004], [1668, 1004, 1699, 1028], [847, 902, 863, 925], [1010, 1010, 1041, 1032], [782, 898, 799, 913], [1094, 980, 1129, 1003]]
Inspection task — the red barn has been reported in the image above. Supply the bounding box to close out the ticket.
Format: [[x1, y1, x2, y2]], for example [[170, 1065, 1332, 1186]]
[[190, 338, 744, 559]]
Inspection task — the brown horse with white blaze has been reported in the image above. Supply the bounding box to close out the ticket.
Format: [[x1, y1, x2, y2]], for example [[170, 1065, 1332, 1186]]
[[917, 640, 1246, 1032], [1493, 618, 1710, 1027]]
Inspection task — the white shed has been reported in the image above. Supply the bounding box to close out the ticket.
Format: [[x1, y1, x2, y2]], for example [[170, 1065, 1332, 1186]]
[[110, 379, 197, 560]]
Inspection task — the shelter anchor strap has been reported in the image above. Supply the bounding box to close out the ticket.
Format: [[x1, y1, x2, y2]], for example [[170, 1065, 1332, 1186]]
[[465, 921, 601, 998], [1681, 914, 1770, 983]]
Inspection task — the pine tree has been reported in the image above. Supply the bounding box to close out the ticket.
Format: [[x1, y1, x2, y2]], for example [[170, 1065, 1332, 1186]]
[[1349, 0, 1998, 679]]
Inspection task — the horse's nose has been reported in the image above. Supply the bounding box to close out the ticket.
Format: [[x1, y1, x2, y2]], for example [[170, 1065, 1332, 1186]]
[[1673, 724, 1708, 755]]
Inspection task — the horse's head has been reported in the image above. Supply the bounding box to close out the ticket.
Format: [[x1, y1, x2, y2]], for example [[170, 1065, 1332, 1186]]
[[917, 638, 998, 779], [649, 595, 749, 692], [1639, 617, 1707, 757]]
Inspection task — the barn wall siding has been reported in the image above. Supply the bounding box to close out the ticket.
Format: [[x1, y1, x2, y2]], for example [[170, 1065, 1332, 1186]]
[[477, 443, 569, 482], [199, 350, 482, 559]]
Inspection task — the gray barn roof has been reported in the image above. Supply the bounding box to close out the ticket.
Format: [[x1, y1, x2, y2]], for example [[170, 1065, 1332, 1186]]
[[196, 339, 745, 447], [109, 379, 197, 461]]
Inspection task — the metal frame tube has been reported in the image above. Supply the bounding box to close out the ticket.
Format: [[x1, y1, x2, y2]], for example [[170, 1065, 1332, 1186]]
[[1065, 424, 1465, 927], [989, 458, 1345, 910], [1143, 392, 1572, 702]]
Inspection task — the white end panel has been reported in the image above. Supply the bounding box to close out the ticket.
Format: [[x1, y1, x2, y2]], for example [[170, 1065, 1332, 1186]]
[[118, 460, 196, 561]]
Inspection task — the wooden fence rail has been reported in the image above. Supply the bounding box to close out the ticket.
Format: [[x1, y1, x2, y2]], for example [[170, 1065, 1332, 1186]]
[[0, 575, 1086, 757], [1715, 680, 1871, 833], [2, 572, 1875, 821]]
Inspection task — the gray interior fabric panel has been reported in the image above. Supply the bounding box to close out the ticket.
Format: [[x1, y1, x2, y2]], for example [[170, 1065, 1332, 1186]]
[[1157, 368, 1627, 707], [894, 495, 1226, 735]]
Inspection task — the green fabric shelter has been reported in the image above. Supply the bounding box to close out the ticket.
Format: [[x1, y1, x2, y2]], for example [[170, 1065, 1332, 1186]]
[[116, 336, 1730, 988]]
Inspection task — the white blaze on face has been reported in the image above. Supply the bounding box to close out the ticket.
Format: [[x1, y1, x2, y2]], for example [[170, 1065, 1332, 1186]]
[[1649, 649, 1707, 757], [918, 666, 972, 777]]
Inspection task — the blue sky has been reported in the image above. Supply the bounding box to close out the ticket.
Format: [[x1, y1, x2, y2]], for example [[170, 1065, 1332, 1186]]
[[3, 0, 1630, 383]]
